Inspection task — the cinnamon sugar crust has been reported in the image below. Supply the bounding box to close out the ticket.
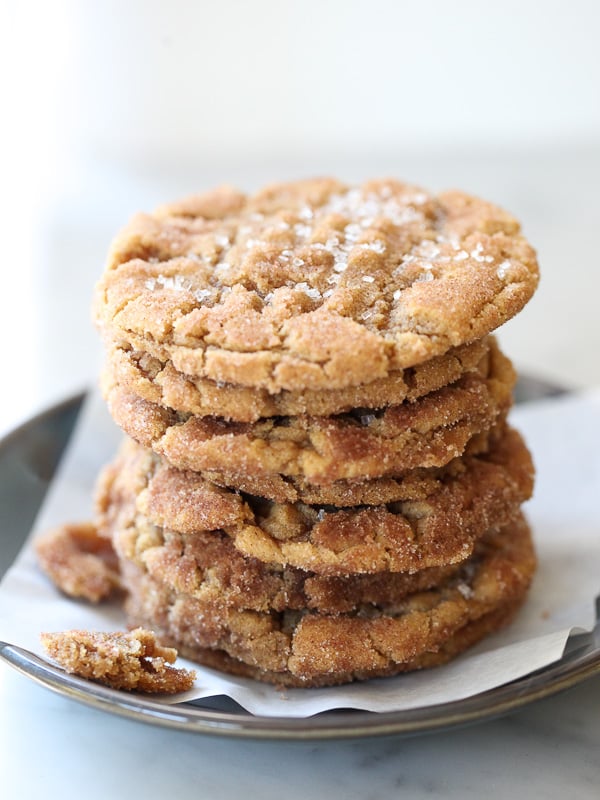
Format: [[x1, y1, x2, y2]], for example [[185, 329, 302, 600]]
[[103, 336, 490, 423], [94, 178, 539, 393], [103, 337, 515, 488], [96, 427, 534, 576], [35, 522, 121, 603], [121, 515, 535, 687], [41, 627, 195, 693]]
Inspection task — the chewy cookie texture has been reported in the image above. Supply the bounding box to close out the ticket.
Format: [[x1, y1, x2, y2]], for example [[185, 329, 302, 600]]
[[93, 178, 538, 392], [41, 628, 196, 693], [38, 178, 539, 691]]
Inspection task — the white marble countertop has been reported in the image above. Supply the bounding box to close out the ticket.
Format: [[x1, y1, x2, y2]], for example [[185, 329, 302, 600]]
[[0, 663, 599, 799], [1, 150, 599, 798]]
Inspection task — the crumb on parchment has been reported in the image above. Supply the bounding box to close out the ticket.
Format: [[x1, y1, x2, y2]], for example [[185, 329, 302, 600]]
[[41, 628, 196, 694], [35, 522, 121, 603]]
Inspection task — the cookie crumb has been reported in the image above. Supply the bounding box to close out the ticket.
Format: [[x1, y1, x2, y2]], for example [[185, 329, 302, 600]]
[[41, 628, 196, 693], [35, 522, 120, 603]]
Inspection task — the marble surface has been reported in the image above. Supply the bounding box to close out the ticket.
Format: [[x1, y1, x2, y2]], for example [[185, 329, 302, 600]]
[[1, 150, 600, 798], [1, 664, 599, 799]]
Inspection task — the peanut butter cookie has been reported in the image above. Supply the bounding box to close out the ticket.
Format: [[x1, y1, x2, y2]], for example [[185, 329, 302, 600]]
[[94, 178, 538, 393], [104, 336, 490, 422], [99, 476, 466, 614], [97, 427, 534, 576], [36, 523, 121, 603], [103, 338, 514, 492], [121, 514, 535, 687], [41, 628, 196, 693]]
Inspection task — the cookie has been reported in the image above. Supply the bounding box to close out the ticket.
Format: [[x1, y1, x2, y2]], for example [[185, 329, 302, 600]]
[[126, 602, 522, 688], [41, 628, 196, 693], [121, 514, 535, 687], [97, 426, 534, 576], [94, 178, 539, 394], [188, 427, 501, 506], [35, 522, 121, 603], [104, 336, 490, 423], [104, 338, 514, 490], [99, 474, 466, 614]]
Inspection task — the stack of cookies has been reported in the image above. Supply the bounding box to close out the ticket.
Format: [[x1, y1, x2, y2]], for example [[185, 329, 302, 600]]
[[91, 178, 539, 688]]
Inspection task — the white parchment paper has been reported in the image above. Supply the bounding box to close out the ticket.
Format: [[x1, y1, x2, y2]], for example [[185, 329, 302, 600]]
[[1, 388, 599, 718]]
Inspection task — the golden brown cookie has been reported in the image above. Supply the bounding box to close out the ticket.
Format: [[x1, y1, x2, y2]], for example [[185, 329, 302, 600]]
[[188, 428, 500, 506], [104, 336, 490, 422], [97, 426, 534, 576], [126, 602, 522, 688], [94, 178, 539, 394], [35, 523, 121, 603], [121, 514, 536, 687], [104, 338, 514, 490], [99, 474, 466, 614], [41, 628, 196, 693]]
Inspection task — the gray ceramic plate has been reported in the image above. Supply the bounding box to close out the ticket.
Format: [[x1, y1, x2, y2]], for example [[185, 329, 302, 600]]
[[2, 380, 600, 740]]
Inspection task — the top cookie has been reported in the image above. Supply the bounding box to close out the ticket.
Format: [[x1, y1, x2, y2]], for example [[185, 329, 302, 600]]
[[94, 178, 539, 393]]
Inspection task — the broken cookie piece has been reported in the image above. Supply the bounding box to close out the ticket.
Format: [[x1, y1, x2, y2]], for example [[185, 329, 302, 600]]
[[35, 522, 121, 603], [40, 628, 196, 693]]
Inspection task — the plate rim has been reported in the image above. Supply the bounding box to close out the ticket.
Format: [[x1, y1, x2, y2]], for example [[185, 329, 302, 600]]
[[1, 386, 599, 741], [2, 634, 600, 740]]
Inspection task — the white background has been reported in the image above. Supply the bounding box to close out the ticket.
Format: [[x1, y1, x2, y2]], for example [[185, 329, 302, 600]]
[[1, 0, 600, 433]]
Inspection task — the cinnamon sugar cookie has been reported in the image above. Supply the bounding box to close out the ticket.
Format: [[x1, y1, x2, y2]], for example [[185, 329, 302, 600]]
[[94, 178, 539, 393], [36, 522, 121, 603], [128, 602, 522, 688], [97, 426, 534, 576], [104, 336, 490, 422], [99, 476, 466, 614], [41, 628, 196, 693], [189, 427, 500, 506], [103, 338, 514, 489], [121, 514, 536, 687]]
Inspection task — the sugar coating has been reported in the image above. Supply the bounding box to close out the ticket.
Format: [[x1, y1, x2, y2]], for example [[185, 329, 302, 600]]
[[102, 338, 516, 501], [41, 628, 196, 693], [120, 515, 536, 687], [96, 426, 534, 577], [104, 337, 490, 423], [35, 523, 121, 603], [94, 178, 539, 393]]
